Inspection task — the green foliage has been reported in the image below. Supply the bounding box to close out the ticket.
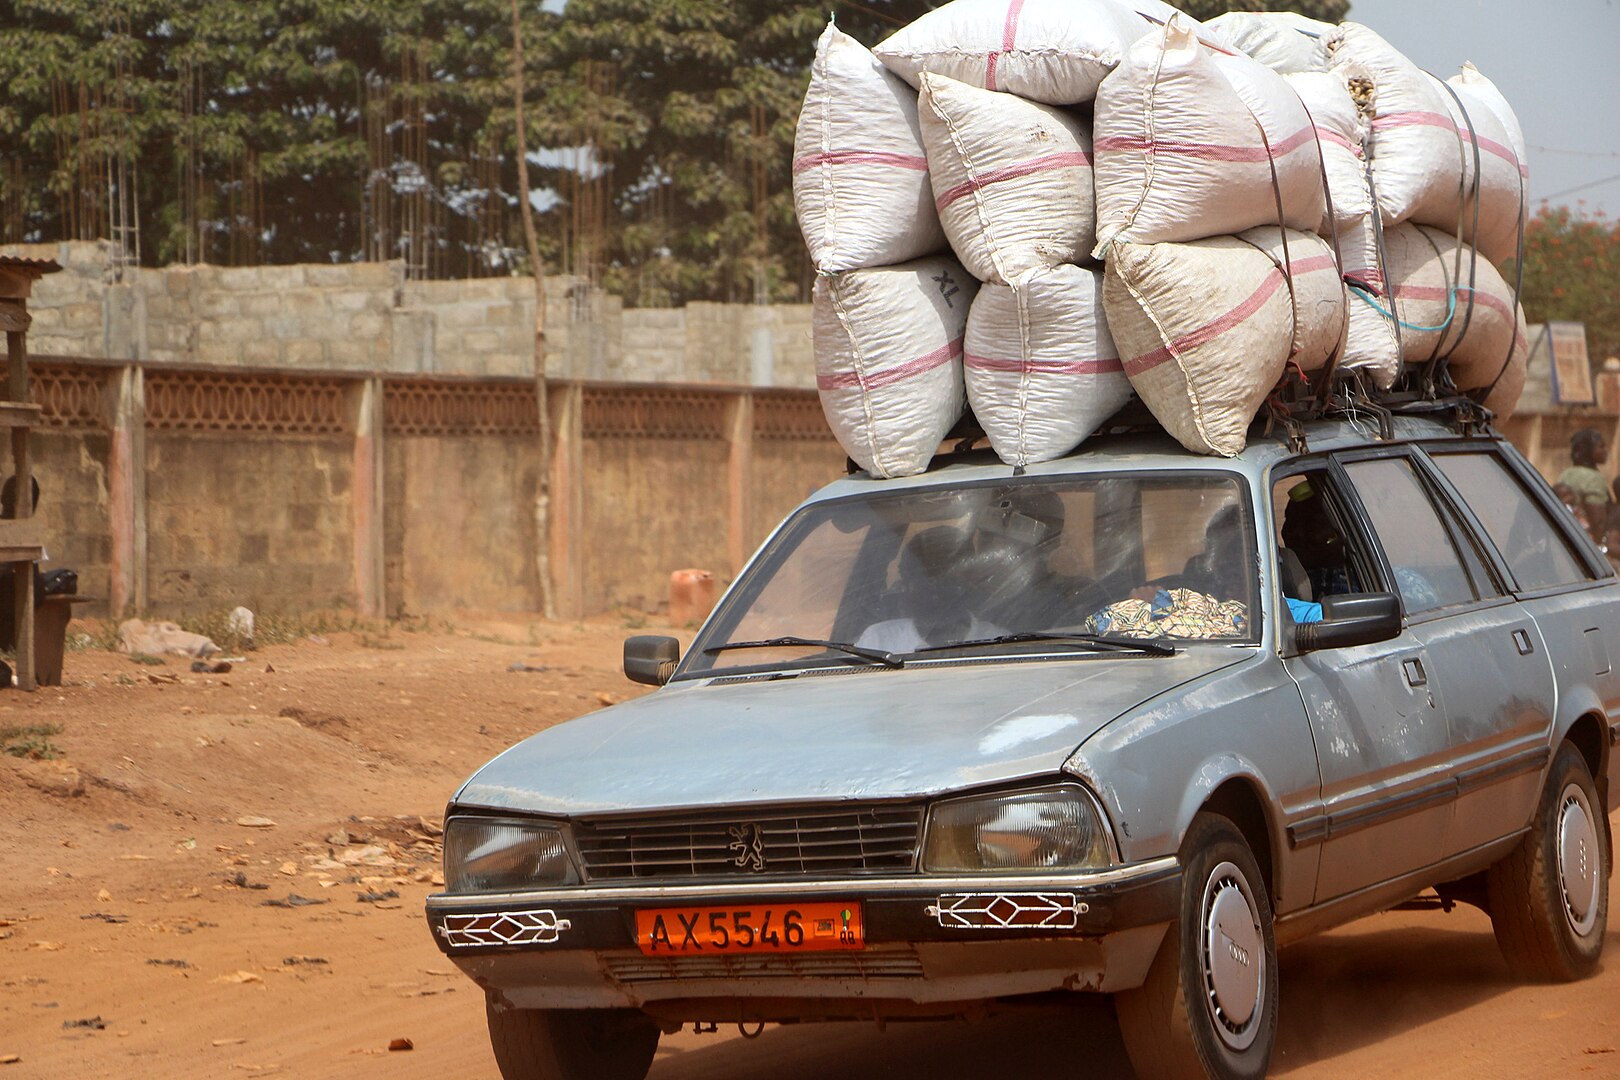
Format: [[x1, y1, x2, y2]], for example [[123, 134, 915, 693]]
[[0, 0, 1352, 304], [1, 721, 64, 759], [1178, 0, 1349, 21], [1518, 205, 1620, 365]]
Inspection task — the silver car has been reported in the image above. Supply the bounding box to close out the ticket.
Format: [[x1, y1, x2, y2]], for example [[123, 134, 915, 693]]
[[427, 415, 1615, 1080]]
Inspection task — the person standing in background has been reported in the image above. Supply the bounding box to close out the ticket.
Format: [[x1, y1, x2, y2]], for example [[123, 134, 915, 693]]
[[1558, 429, 1611, 544]]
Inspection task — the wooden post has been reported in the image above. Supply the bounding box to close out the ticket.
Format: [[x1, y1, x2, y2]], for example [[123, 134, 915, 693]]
[[107, 364, 147, 617], [350, 377, 386, 618], [7, 325, 33, 689], [548, 382, 585, 619], [725, 391, 754, 578]]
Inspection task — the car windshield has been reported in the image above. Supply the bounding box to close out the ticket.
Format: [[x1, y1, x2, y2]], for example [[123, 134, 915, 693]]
[[684, 472, 1258, 676]]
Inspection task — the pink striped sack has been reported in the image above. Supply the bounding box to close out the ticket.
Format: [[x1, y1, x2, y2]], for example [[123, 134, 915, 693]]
[[964, 265, 1130, 466], [1326, 25, 1527, 263], [1093, 18, 1325, 252], [1104, 230, 1339, 456], [1206, 10, 1333, 75], [917, 72, 1095, 285], [1341, 223, 1527, 402], [793, 22, 946, 273], [814, 257, 978, 478], [1234, 226, 1347, 373], [873, 0, 1183, 106]]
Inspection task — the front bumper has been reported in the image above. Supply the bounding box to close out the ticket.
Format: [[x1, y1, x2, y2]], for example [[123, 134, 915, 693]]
[[424, 857, 1180, 1008]]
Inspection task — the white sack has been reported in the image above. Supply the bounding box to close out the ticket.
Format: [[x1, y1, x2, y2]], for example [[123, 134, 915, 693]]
[[964, 265, 1130, 466], [1235, 226, 1347, 374], [815, 257, 978, 478], [1283, 70, 1372, 231], [874, 0, 1183, 106], [793, 23, 946, 272], [1093, 18, 1325, 252], [1442, 68, 1528, 263], [1340, 222, 1524, 393], [918, 72, 1095, 285], [1103, 235, 1294, 457], [1206, 11, 1333, 74], [1326, 24, 1526, 262]]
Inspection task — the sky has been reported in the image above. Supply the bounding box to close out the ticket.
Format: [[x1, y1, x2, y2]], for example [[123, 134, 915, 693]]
[[1346, 0, 1620, 217]]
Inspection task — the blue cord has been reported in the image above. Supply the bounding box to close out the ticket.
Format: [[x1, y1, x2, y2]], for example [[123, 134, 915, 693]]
[[1347, 282, 1459, 333]]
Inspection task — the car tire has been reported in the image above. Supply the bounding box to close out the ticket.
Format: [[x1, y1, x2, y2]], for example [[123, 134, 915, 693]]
[[1115, 812, 1279, 1080], [485, 999, 659, 1080], [1485, 741, 1610, 982]]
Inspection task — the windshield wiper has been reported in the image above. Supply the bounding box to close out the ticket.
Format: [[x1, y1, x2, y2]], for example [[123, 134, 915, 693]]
[[704, 636, 905, 668], [909, 631, 1176, 658]]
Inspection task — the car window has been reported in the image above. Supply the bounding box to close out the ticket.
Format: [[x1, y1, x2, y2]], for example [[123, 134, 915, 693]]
[[1429, 451, 1593, 590], [685, 472, 1258, 673], [1272, 470, 1373, 600], [1342, 457, 1478, 614]]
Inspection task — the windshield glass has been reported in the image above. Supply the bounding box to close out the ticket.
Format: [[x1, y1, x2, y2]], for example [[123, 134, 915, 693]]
[[685, 472, 1258, 676]]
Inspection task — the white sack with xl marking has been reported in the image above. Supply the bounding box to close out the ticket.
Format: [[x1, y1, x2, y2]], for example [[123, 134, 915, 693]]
[[793, 22, 946, 273], [965, 265, 1130, 466], [919, 72, 1095, 284], [815, 257, 978, 478], [1093, 18, 1324, 252], [874, 0, 1186, 106], [1104, 235, 1296, 457]]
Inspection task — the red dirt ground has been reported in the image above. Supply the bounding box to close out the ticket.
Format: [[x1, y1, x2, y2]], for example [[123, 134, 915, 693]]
[[1, 615, 1615, 1078]]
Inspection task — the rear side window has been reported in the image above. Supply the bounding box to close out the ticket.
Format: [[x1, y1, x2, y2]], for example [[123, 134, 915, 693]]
[[1342, 457, 1479, 614], [1431, 452, 1592, 591]]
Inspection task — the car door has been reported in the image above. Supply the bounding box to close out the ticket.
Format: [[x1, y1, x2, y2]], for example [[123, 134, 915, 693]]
[[1425, 443, 1620, 829], [1275, 461, 1455, 903], [1342, 450, 1558, 858]]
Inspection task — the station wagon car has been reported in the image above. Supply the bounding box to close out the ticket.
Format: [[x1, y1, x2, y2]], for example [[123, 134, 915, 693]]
[[427, 414, 1615, 1080]]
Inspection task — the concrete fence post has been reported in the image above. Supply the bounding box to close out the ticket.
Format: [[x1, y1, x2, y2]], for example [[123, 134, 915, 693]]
[[351, 377, 386, 618], [547, 382, 585, 620], [107, 364, 146, 618], [726, 392, 754, 578]]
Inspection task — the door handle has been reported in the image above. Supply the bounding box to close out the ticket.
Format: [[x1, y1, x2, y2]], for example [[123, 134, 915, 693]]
[[1512, 629, 1534, 656], [1402, 657, 1427, 687]]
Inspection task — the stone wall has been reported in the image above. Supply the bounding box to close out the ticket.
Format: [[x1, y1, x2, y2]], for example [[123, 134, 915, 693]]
[[3, 240, 816, 388]]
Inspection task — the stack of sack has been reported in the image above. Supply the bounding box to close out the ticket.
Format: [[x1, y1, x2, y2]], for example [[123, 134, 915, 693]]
[[794, 3, 1529, 475]]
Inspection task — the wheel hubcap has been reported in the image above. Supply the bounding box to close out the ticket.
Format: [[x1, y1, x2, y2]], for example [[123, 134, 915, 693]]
[[1556, 784, 1600, 937], [1201, 860, 1264, 1051]]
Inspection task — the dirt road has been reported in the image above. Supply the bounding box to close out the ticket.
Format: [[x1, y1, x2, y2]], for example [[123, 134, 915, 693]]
[[1, 617, 1615, 1078]]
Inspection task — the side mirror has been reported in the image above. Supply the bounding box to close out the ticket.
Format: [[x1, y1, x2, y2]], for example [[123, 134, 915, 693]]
[[624, 635, 680, 686], [1293, 592, 1402, 653]]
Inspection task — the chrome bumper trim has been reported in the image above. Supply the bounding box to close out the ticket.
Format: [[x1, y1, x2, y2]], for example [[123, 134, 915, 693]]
[[425, 857, 1179, 911]]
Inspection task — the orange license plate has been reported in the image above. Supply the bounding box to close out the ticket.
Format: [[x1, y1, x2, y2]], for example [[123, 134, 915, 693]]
[[635, 902, 864, 955]]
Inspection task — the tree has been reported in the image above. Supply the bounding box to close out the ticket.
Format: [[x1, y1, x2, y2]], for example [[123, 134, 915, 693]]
[[1518, 204, 1620, 365], [1178, 0, 1348, 21]]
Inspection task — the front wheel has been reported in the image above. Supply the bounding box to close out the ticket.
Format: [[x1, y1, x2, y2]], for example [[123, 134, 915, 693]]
[[485, 999, 659, 1080], [1485, 741, 1610, 981], [1115, 812, 1279, 1080]]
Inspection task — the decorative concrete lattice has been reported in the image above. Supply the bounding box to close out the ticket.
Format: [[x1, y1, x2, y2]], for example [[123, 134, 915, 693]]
[[145, 371, 350, 434], [384, 379, 540, 437], [929, 893, 1081, 931], [581, 387, 728, 440], [753, 391, 831, 442], [437, 910, 572, 949], [34, 363, 107, 430]]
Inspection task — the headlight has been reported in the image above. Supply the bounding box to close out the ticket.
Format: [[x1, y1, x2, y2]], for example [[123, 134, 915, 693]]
[[444, 817, 578, 893], [922, 786, 1114, 872]]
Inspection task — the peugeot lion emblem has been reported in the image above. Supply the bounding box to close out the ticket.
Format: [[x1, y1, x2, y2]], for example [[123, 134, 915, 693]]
[[728, 823, 767, 872]]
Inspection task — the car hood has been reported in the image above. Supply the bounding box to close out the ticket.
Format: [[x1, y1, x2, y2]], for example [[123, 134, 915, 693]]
[[454, 651, 1246, 816]]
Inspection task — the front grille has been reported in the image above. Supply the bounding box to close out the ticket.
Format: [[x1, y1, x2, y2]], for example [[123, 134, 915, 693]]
[[573, 805, 923, 882], [603, 948, 924, 984]]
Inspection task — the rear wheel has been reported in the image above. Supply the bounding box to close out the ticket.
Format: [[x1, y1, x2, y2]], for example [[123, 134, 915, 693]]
[[1115, 812, 1279, 1080], [485, 999, 659, 1080], [1486, 741, 1610, 981]]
